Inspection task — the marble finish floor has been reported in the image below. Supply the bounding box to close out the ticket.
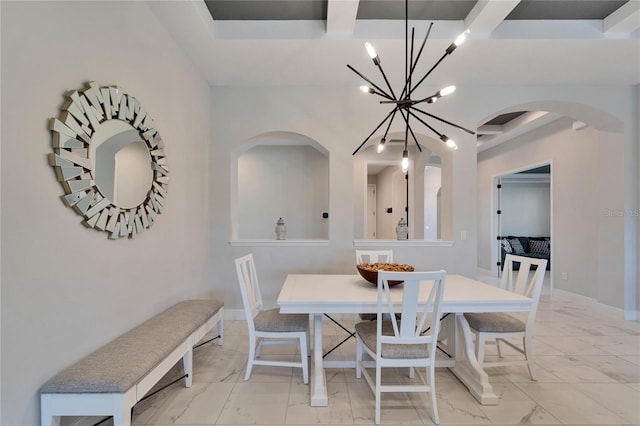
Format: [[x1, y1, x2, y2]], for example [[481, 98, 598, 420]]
[[75, 277, 640, 426]]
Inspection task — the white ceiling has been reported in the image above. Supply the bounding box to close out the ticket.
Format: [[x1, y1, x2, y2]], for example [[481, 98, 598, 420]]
[[148, 0, 640, 151]]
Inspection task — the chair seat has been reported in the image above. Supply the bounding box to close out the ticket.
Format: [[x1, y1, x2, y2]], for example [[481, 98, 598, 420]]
[[355, 320, 429, 359], [254, 308, 308, 332], [359, 313, 377, 321], [464, 312, 525, 333]]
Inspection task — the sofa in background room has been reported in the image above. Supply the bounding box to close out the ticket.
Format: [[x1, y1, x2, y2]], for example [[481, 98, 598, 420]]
[[500, 236, 551, 270]]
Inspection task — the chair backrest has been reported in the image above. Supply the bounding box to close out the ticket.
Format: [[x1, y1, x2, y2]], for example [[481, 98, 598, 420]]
[[376, 270, 447, 358], [235, 254, 263, 327], [501, 254, 548, 327], [356, 250, 393, 264]]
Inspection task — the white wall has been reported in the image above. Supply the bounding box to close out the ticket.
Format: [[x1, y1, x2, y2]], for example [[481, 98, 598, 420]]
[[478, 118, 625, 307], [500, 181, 551, 237], [0, 2, 212, 424], [238, 145, 328, 239]]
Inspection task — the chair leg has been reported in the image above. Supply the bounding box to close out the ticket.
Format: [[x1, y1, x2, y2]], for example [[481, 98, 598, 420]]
[[375, 362, 382, 425], [496, 338, 503, 358], [300, 333, 309, 384], [409, 367, 415, 379], [306, 329, 311, 357], [245, 337, 256, 381], [427, 364, 439, 425], [523, 334, 537, 381], [355, 335, 362, 379]]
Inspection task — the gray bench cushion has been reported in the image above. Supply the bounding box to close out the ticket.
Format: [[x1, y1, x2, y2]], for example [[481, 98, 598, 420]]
[[41, 298, 223, 394]]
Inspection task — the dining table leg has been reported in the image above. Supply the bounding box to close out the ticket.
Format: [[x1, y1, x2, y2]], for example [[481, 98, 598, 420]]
[[449, 313, 499, 405], [310, 313, 328, 406]]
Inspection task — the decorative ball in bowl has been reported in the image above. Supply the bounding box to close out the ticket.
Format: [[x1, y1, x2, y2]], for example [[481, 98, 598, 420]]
[[356, 262, 415, 286]]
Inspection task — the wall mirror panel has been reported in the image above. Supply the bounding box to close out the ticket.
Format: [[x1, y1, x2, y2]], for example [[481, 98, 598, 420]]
[[49, 81, 168, 239]]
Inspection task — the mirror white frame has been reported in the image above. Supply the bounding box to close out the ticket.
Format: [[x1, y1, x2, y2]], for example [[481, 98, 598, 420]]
[[49, 81, 168, 239]]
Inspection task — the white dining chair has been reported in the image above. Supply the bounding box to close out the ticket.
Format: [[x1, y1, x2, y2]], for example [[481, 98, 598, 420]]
[[463, 254, 547, 380], [356, 250, 394, 321], [234, 254, 309, 383], [355, 270, 447, 425]]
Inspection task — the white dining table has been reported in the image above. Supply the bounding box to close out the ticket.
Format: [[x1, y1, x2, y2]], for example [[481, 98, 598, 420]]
[[277, 273, 532, 407]]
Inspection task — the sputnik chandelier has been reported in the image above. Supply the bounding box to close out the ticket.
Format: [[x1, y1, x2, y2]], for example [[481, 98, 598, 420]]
[[348, 0, 475, 173]]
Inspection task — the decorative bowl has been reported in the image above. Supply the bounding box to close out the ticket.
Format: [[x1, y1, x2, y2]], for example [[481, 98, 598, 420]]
[[356, 262, 415, 286]]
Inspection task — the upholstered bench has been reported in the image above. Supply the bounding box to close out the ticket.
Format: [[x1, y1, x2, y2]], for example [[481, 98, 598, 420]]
[[40, 298, 224, 426]]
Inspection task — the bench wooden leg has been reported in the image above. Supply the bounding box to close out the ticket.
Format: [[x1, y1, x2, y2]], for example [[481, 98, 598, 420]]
[[183, 347, 193, 387], [217, 315, 224, 345]]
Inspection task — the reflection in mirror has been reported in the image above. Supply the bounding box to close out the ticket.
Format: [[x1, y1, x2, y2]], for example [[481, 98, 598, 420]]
[[366, 163, 406, 239], [49, 81, 168, 239], [424, 155, 442, 239], [355, 131, 454, 241], [90, 119, 153, 209]]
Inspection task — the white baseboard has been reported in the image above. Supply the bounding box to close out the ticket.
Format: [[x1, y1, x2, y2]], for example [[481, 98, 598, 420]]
[[553, 289, 631, 320]]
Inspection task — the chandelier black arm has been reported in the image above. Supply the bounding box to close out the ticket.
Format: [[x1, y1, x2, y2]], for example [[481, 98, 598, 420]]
[[412, 106, 476, 135], [398, 108, 422, 152], [408, 109, 444, 139], [382, 108, 399, 142], [400, 23, 433, 101], [376, 63, 397, 100], [347, 65, 394, 101], [408, 28, 415, 98], [408, 51, 448, 97], [352, 107, 399, 155]]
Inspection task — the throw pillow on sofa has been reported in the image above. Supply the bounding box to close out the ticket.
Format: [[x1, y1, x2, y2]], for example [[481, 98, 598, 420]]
[[529, 239, 550, 255], [501, 239, 513, 253], [508, 238, 526, 255]]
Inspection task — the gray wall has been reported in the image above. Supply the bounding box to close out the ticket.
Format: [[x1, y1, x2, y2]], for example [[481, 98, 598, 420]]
[[1, 2, 212, 423]]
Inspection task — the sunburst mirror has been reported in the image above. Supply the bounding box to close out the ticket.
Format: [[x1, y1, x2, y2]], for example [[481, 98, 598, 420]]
[[49, 81, 168, 239]]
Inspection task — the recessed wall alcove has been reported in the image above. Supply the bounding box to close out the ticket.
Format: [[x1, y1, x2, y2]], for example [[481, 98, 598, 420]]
[[353, 131, 454, 243], [231, 131, 329, 245]]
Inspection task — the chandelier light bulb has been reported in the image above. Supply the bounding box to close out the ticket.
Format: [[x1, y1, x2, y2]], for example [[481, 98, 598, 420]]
[[454, 29, 470, 47], [439, 85, 456, 96], [365, 42, 377, 59], [441, 135, 458, 150], [360, 85, 373, 93], [401, 150, 409, 173], [377, 138, 386, 153]]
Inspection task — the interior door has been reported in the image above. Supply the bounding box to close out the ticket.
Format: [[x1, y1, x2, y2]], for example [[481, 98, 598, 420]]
[[367, 184, 377, 238]]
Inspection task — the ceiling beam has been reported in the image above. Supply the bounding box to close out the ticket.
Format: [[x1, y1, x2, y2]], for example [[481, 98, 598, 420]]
[[464, 0, 521, 34], [477, 111, 561, 153], [326, 0, 360, 35], [604, 0, 640, 34]]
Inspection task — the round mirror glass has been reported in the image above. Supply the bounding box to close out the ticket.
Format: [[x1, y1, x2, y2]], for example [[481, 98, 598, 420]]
[[50, 82, 169, 239], [90, 119, 153, 209]]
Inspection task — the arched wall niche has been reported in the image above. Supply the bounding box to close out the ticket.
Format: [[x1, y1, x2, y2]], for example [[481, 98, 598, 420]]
[[353, 131, 454, 241], [231, 131, 329, 241]]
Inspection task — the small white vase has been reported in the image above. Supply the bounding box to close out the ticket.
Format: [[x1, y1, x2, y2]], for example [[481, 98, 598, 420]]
[[275, 217, 286, 240]]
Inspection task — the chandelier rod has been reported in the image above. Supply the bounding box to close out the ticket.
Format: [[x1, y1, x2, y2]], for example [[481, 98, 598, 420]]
[[346, 65, 394, 100], [408, 110, 445, 139], [398, 109, 423, 152], [352, 107, 399, 155], [412, 106, 476, 135], [400, 23, 433, 101]]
